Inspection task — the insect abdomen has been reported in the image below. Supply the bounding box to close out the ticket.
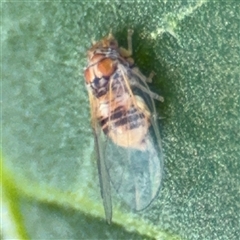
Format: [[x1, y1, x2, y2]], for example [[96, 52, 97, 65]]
[[98, 101, 150, 150]]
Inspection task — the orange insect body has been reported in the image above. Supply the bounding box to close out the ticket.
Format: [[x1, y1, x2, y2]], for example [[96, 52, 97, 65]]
[[84, 33, 151, 150], [84, 30, 164, 223]]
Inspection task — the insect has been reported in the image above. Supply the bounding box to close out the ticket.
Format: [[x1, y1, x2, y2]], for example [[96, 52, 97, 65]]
[[84, 30, 164, 224]]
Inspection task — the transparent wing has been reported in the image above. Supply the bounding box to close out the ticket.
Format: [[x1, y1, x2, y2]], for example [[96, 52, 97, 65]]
[[103, 65, 164, 211], [88, 91, 112, 223], [93, 126, 112, 223], [104, 128, 163, 211]]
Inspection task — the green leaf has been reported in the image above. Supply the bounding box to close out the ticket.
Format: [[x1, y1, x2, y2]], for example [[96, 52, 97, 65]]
[[2, 1, 239, 239]]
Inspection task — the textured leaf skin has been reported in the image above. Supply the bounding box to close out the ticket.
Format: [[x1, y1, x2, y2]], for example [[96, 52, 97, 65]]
[[2, 1, 239, 239]]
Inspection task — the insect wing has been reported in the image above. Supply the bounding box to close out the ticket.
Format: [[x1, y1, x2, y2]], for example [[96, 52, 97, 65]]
[[88, 89, 113, 224], [104, 130, 163, 211], [103, 67, 164, 211], [93, 124, 112, 223]]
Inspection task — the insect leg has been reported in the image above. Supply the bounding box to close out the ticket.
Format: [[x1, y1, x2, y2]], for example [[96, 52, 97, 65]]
[[129, 70, 164, 102], [137, 83, 164, 102], [131, 67, 155, 83], [127, 29, 133, 56], [119, 29, 134, 58], [146, 71, 155, 83]]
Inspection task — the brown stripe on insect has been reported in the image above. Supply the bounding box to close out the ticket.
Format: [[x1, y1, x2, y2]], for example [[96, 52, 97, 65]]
[[84, 57, 118, 98], [99, 106, 146, 135]]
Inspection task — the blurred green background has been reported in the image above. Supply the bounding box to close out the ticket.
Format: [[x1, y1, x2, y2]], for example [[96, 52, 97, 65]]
[[2, 1, 239, 239]]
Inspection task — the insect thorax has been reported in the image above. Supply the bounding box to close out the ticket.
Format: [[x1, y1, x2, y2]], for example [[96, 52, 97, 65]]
[[85, 49, 130, 99]]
